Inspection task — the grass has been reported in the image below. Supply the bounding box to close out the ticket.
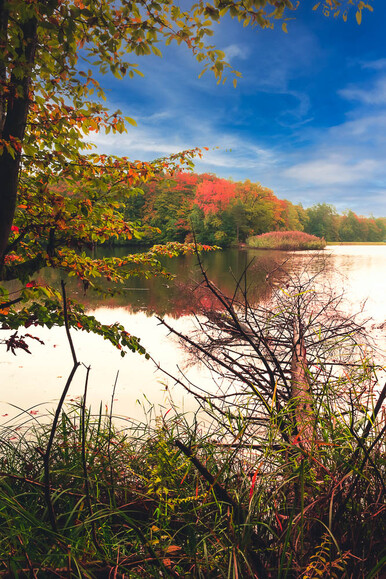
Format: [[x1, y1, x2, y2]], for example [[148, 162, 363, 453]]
[[247, 231, 326, 250], [0, 376, 384, 578]]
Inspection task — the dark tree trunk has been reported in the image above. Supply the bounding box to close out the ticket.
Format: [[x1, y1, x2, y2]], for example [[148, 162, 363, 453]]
[[0, 0, 8, 134], [0, 10, 37, 262]]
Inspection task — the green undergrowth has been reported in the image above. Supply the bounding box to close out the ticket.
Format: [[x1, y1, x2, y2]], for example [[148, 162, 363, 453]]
[[0, 386, 384, 579]]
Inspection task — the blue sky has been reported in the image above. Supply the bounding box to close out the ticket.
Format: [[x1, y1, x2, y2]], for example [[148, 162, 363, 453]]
[[91, 2, 386, 217]]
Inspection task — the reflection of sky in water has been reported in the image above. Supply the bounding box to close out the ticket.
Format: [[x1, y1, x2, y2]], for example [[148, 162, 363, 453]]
[[325, 246, 385, 324], [1, 246, 385, 424], [281, 246, 385, 324], [0, 312, 202, 424]]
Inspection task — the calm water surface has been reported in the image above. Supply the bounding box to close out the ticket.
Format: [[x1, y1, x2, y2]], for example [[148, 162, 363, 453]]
[[1, 245, 385, 423]]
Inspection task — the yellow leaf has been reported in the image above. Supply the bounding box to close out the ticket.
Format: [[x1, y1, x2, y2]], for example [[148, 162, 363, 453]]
[[312, 3, 321, 10], [282, 22, 288, 33], [125, 117, 137, 127], [152, 46, 162, 57], [233, 78, 237, 88], [356, 9, 362, 24]]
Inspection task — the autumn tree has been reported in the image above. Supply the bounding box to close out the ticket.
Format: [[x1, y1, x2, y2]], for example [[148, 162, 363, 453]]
[[0, 0, 296, 350], [120, 171, 384, 247], [140, 172, 200, 243], [304, 203, 340, 241], [0, 0, 373, 351]]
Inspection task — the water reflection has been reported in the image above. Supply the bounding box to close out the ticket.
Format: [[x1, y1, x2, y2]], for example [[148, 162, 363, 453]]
[[0, 246, 385, 423], [33, 248, 284, 316]]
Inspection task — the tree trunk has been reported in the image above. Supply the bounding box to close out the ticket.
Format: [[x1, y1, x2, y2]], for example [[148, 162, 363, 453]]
[[0, 0, 8, 134], [291, 319, 315, 452], [0, 11, 37, 261]]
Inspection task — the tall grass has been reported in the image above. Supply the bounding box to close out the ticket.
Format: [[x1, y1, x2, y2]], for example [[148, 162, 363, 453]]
[[247, 231, 326, 250], [0, 376, 384, 577]]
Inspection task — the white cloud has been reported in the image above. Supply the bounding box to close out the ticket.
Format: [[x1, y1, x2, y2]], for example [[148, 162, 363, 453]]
[[331, 113, 386, 139], [362, 59, 386, 71], [89, 118, 278, 177], [224, 44, 249, 62], [283, 156, 380, 186], [339, 76, 386, 105]]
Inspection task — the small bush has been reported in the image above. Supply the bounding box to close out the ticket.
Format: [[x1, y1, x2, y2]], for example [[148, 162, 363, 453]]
[[247, 230, 326, 250]]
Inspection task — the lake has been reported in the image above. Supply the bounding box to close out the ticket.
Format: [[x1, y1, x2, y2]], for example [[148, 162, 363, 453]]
[[1, 245, 385, 425]]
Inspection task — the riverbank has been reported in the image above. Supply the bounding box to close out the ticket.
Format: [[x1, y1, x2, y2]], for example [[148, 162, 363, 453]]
[[327, 241, 386, 245]]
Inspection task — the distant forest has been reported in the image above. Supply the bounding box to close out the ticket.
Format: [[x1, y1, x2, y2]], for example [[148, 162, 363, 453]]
[[122, 172, 386, 246]]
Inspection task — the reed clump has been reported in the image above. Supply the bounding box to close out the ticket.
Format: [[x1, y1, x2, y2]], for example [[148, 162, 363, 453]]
[[247, 231, 326, 250]]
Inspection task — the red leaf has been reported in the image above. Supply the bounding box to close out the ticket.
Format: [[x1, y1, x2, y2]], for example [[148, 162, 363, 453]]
[[249, 468, 260, 502]]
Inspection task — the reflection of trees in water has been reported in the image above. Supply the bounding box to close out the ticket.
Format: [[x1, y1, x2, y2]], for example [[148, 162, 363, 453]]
[[32, 248, 330, 318]]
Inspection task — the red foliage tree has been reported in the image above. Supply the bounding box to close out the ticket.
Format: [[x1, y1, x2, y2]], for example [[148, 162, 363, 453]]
[[196, 177, 238, 215]]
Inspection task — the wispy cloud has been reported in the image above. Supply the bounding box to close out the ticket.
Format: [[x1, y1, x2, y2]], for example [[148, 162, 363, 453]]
[[224, 44, 249, 62], [90, 114, 278, 177], [283, 156, 380, 186], [362, 58, 386, 71], [339, 76, 386, 105]]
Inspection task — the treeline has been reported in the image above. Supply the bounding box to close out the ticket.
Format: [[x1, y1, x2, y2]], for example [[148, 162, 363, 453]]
[[122, 172, 385, 245]]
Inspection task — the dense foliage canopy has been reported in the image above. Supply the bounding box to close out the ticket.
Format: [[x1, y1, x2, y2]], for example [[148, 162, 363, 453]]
[[122, 172, 386, 246]]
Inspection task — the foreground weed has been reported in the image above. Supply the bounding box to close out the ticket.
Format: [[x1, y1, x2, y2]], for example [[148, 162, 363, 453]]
[[0, 383, 384, 578]]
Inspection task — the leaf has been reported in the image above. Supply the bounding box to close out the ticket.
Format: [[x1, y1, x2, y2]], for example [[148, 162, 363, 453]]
[[282, 22, 288, 33], [166, 545, 182, 555], [233, 78, 237, 88], [356, 9, 362, 24], [125, 116, 137, 127], [312, 2, 321, 10]]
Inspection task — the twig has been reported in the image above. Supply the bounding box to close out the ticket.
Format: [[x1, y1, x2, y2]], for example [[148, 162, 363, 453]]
[[42, 280, 80, 532], [0, 296, 23, 309], [17, 534, 38, 578], [61, 279, 77, 365]]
